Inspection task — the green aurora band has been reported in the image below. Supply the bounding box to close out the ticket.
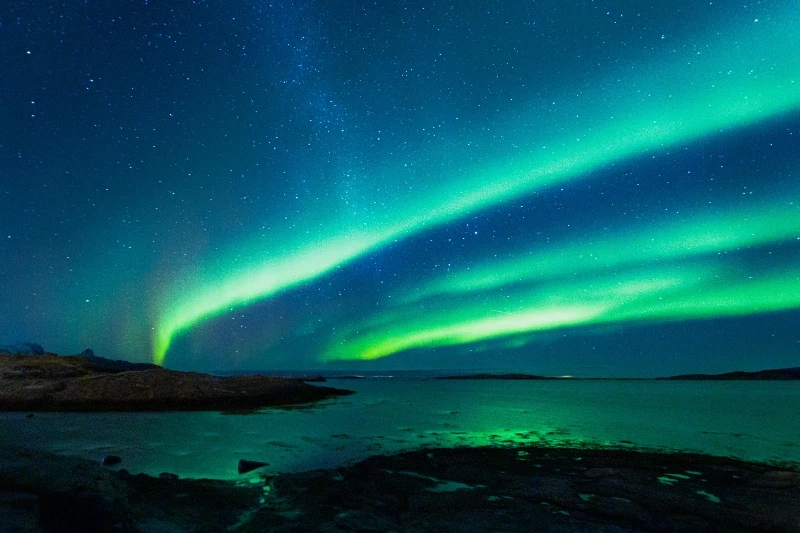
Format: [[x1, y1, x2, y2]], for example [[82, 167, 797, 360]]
[[404, 201, 800, 304], [154, 8, 800, 365], [323, 260, 800, 361]]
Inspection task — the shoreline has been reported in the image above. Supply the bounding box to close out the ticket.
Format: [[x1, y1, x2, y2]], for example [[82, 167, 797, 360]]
[[1, 444, 797, 532]]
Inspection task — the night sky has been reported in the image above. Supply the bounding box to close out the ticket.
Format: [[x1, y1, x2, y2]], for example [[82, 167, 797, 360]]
[[2, 1, 798, 376]]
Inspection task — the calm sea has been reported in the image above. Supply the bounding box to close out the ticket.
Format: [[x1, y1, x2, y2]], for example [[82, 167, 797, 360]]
[[1, 378, 798, 480]]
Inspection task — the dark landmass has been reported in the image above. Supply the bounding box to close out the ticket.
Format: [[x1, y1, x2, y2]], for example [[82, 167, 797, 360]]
[[77, 349, 162, 373], [0, 346, 160, 373], [213, 370, 327, 382], [436, 373, 557, 380], [0, 354, 353, 412], [0, 342, 47, 356], [1, 445, 797, 532], [296, 374, 327, 382], [663, 367, 800, 381], [438, 367, 800, 381]]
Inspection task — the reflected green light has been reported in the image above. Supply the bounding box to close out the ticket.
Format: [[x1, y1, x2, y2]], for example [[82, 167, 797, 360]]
[[154, 7, 800, 364]]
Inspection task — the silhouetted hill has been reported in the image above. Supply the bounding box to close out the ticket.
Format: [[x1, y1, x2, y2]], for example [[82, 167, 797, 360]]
[[0, 343, 46, 356], [76, 349, 161, 373], [662, 367, 800, 380], [435, 373, 556, 380]]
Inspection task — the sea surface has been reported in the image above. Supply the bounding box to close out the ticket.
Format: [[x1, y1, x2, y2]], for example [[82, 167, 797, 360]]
[[2, 377, 799, 480]]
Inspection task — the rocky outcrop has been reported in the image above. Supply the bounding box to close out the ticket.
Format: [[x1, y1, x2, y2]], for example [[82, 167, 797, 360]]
[[0, 447, 261, 532], [246, 446, 800, 532], [1, 445, 797, 532], [0, 354, 353, 412], [0, 447, 135, 531]]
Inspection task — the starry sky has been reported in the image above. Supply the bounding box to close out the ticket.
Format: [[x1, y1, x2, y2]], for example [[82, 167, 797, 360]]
[[1, 0, 798, 376]]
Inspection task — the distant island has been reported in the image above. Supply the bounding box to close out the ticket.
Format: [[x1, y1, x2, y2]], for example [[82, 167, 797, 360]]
[[434, 368, 800, 381], [435, 373, 556, 380], [0, 349, 353, 412], [661, 367, 800, 381]]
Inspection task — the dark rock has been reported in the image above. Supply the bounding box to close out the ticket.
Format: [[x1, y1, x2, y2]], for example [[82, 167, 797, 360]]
[[238, 459, 269, 474], [158, 472, 179, 480], [102, 455, 122, 466], [0, 491, 40, 533], [79, 348, 95, 358], [245, 446, 800, 532], [2, 445, 799, 532], [584, 467, 622, 479], [0, 447, 135, 531], [750, 470, 800, 488]]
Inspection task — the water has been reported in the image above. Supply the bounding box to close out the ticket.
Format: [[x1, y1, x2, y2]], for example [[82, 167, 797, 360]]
[[1, 379, 798, 480]]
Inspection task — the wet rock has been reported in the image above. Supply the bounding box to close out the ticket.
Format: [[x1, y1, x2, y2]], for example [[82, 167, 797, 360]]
[[239, 459, 269, 475], [2, 445, 799, 532], [0, 447, 135, 531], [584, 467, 621, 479], [750, 470, 800, 489], [0, 491, 39, 533], [243, 446, 800, 532]]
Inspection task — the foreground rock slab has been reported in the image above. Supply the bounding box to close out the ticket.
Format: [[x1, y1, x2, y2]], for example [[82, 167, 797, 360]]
[[1, 446, 797, 532], [0, 355, 353, 412], [249, 446, 800, 533], [0, 447, 261, 532]]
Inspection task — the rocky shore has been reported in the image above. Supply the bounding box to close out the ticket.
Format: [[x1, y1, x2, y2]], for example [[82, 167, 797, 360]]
[[0, 354, 353, 412], [2, 445, 798, 532]]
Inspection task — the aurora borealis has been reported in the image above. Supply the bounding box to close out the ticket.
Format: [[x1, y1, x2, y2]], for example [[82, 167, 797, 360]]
[[2, 1, 798, 375]]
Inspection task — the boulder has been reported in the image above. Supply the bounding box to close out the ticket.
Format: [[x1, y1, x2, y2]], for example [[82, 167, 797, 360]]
[[102, 455, 122, 467], [238, 459, 269, 475]]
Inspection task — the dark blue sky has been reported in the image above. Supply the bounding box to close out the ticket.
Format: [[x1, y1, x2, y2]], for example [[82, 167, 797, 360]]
[[1, 1, 798, 375]]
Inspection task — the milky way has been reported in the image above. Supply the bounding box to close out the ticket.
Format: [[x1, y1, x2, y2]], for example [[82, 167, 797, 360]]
[[2, 1, 798, 375]]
